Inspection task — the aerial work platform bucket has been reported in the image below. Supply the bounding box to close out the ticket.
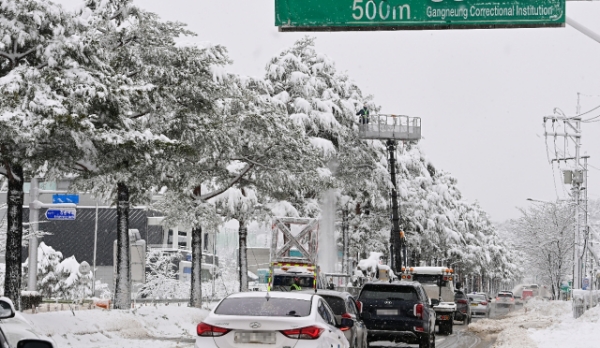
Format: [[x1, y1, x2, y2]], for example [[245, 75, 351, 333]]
[[358, 114, 421, 141]]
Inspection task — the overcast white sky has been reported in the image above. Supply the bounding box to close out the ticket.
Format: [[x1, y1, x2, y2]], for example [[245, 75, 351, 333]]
[[56, 0, 600, 222]]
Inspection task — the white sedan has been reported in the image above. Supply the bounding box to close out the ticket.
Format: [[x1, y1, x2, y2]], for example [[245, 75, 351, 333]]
[[195, 291, 352, 348]]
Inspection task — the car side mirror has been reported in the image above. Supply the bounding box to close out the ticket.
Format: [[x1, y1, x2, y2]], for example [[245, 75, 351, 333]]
[[339, 318, 354, 329], [17, 339, 55, 348], [0, 297, 16, 319], [431, 299, 440, 306]]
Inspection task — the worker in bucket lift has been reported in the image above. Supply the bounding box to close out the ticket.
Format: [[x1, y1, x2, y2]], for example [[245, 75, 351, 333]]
[[327, 277, 335, 290], [356, 103, 369, 124], [290, 277, 302, 291]]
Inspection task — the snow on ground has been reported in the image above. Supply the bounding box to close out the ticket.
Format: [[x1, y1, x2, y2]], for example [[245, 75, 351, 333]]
[[19, 305, 209, 348], [469, 299, 600, 348]]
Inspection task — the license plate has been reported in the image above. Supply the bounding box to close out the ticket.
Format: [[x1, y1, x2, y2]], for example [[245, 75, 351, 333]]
[[437, 315, 450, 320], [234, 331, 276, 344], [471, 303, 478, 306], [377, 309, 398, 315]]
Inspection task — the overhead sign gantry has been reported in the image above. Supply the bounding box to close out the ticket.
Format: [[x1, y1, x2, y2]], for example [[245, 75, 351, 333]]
[[275, 0, 565, 31]]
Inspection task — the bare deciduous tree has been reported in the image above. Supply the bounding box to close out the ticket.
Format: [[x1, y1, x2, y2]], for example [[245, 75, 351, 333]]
[[510, 203, 574, 299]]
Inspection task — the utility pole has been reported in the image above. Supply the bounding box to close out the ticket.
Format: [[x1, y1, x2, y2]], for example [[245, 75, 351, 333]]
[[544, 114, 585, 289]]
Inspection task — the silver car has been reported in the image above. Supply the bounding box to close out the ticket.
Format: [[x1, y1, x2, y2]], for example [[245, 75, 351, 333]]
[[495, 291, 515, 310], [468, 293, 490, 317], [302, 290, 368, 348]]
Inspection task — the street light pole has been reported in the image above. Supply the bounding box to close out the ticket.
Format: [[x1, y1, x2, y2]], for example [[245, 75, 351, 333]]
[[27, 178, 39, 291], [387, 140, 403, 274]]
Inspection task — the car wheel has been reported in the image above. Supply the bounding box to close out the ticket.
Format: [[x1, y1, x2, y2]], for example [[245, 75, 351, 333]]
[[419, 333, 434, 348]]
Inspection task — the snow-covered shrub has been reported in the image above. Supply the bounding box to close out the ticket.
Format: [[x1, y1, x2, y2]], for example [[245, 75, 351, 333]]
[[54, 256, 92, 300], [22, 243, 92, 300], [22, 242, 62, 298], [138, 249, 188, 299]]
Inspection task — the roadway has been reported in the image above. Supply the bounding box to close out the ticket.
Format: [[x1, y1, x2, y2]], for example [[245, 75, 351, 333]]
[[369, 303, 518, 348]]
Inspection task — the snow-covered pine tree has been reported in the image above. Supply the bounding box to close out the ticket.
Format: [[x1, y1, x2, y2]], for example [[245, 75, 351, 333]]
[[149, 38, 329, 299], [264, 38, 391, 268], [67, 1, 209, 309], [0, 0, 111, 306]]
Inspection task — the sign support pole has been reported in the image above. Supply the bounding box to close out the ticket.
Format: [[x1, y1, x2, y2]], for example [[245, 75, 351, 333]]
[[27, 178, 39, 291], [92, 202, 99, 295]]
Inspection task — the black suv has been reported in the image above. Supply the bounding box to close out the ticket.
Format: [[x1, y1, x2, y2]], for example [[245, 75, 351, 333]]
[[454, 290, 472, 324], [357, 281, 436, 348]]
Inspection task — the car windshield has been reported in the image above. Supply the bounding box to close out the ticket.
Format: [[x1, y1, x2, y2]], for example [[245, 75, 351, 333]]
[[470, 295, 486, 301], [214, 297, 311, 317], [454, 292, 467, 300], [273, 275, 314, 288], [498, 293, 512, 298], [359, 285, 419, 301], [412, 274, 445, 285]]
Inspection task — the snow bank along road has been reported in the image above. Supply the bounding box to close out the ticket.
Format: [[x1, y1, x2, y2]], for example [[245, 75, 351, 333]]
[[20, 304, 203, 348]]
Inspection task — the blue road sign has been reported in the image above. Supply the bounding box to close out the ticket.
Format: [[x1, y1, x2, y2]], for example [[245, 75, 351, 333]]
[[52, 194, 79, 204], [45, 208, 76, 220]]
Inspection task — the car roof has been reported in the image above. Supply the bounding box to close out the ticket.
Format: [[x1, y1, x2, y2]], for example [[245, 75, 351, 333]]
[[224, 291, 315, 301], [363, 280, 420, 288], [299, 289, 353, 298]]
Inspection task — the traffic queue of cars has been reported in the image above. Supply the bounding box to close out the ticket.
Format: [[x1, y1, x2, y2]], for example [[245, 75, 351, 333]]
[[195, 279, 524, 348], [196, 280, 440, 348]]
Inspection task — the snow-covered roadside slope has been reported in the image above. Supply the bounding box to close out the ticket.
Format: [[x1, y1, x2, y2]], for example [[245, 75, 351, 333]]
[[469, 299, 600, 348], [20, 305, 208, 348]]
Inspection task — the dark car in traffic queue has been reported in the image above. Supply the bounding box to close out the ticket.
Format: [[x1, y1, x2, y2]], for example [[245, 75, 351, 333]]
[[300, 289, 368, 348], [357, 281, 436, 348], [453, 290, 472, 324]]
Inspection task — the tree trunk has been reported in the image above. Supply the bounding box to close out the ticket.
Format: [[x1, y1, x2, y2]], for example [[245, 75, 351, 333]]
[[189, 225, 203, 307], [4, 164, 23, 308], [239, 221, 248, 292], [114, 182, 131, 309]]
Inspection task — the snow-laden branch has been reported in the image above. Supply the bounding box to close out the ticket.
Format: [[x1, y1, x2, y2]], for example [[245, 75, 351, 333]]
[[130, 111, 151, 119], [0, 47, 37, 68], [230, 156, 268, 168], [199, 163, 254, 201]]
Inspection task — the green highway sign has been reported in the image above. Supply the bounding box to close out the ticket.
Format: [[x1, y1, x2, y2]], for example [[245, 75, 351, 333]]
[[275, 0, 565, 31]]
